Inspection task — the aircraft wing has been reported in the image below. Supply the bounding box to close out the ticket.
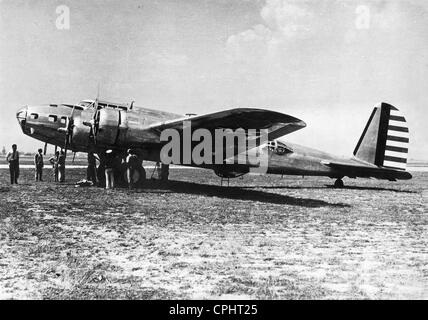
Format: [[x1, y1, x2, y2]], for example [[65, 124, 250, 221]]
[[148, 108, 306, 141]]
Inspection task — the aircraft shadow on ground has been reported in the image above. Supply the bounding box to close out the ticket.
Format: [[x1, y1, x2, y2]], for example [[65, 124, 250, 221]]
[[324, 185, 417, 193], [138, 180, 350, 208], [241, 185, 417, 193]]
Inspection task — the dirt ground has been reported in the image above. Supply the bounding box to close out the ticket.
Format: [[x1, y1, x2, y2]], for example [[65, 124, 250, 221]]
[[0, 166, 427, 299]]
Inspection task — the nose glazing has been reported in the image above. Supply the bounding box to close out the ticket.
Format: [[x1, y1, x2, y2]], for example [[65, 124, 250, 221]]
[[16, 106, 27, 127]]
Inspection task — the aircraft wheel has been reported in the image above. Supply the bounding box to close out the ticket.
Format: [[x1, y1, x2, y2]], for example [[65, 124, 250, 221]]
[[334, 178, 344, 188]]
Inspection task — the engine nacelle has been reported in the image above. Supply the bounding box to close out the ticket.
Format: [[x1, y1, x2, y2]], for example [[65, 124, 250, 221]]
[[67, 104, 163, 153], [96, 108, 121, 146], [70, 108, 94, 149]]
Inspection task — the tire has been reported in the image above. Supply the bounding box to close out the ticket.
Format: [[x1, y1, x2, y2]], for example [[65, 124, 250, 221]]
[[334, 179, 344, 188]]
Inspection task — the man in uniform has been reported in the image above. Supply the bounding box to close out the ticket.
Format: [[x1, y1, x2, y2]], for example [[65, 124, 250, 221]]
[[5, 144, 19, 184], [125, 149, 139, 189], [49, 151, 59, 182], [34, 148, 44, 181], [86, 152, 97, 183], [58, 150, 66, 182], [104, 150, 115, 189]]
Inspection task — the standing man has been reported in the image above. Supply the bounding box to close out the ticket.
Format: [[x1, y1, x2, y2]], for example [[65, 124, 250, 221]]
[[86, 152, 97, 183], [104, 150, 115, 189], [125, 149, 139, 189], [5, 144, 19, 184], [49, 151, 59, 182], [58, 150, 66, 182], [34, 148, 44, 181]]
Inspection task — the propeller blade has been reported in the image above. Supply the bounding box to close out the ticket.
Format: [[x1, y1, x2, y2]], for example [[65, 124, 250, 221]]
[[70, 105, 76, 119], [91, 102, 100, 144], [63, 105, 76, 152], [43, 142, 47, 155]]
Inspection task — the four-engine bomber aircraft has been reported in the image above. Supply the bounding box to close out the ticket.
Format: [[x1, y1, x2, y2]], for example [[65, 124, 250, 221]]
[[16, 100, 411, 187]]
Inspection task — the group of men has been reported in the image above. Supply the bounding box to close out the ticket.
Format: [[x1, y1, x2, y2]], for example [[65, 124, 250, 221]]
[[5, 144, 66, 184], [103, 149, 139, 189], [5, 144, 140, 189]]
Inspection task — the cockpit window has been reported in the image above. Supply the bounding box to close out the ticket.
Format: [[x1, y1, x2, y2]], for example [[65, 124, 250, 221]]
[[30, 113, 38, 120], [268, 140, 292, 155], [48, 115, 57, 122], [60, 117, 67, 124], [78, 101, 93, 108]]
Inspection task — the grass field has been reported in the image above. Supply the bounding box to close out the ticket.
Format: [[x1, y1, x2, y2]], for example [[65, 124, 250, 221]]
[[0, 167, 427, 299]]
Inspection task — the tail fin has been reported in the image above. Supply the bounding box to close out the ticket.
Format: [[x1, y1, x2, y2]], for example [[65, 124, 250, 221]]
[[353, 102, 409, 170]]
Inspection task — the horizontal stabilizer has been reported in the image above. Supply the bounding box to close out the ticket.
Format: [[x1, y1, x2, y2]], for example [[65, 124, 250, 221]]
[[322, 160, 412, 180]]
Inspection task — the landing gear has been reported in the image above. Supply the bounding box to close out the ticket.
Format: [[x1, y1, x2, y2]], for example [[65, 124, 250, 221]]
[[160, 163, 169, 181], [152, 162, 169, 182], [334, 178, 344, 188], [220, 177, 230, 187]]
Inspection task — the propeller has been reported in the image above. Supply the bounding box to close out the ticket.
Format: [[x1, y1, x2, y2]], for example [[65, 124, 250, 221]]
[[83, 97, 101, 145], [87, 85, 101, 145], [83, 84, 102, 145], [58, 105, 76, 157]]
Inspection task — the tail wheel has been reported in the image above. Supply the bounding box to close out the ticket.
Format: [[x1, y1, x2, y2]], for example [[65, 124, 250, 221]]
[[334, 178, 344, 188]]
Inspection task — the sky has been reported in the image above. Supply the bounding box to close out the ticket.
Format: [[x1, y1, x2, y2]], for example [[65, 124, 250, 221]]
[[0, 0, 427, 159]]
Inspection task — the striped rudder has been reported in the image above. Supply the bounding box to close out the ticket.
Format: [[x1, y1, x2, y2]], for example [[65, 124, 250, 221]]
[[383, 106, 408, 170], [353, 102, 409, 170]]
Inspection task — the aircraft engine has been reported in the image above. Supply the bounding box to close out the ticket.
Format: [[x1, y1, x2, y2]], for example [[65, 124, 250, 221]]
[[70, 109, 94, 149], [93, 108, 121, 146]]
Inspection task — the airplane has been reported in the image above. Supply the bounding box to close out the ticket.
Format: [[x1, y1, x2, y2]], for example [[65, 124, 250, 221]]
[[15, 99, 411, 187]]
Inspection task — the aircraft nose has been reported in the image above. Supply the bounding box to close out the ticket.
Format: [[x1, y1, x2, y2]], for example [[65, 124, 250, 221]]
[[16, 106, 27, 127]]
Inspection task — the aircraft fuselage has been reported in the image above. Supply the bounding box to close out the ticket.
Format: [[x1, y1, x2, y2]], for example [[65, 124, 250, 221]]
[[16, 100, 412, 183]]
